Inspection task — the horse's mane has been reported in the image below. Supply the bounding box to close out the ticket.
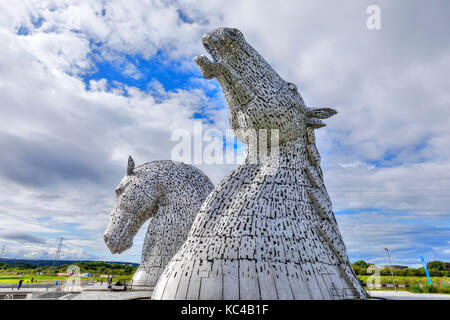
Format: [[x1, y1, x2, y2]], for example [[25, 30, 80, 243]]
[[134, 160, 214, 187]]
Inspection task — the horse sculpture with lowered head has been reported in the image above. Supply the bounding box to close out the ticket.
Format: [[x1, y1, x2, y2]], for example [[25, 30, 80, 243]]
[[104, 156, 214, 287]]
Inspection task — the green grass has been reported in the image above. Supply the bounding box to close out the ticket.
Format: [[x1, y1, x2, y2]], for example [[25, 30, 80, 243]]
[[0, 273, 133, 285], [0, 274, 74, 285], [358, 275, 450, 285], [358, 275, 450, 294]]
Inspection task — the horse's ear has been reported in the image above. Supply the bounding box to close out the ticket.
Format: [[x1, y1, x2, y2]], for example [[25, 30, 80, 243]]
[[306, 107, 337, 119], [127, 155, 135, 176], [305, 107, 337, 129]]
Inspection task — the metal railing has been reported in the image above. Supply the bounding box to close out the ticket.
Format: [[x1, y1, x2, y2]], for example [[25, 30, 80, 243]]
[[330, 287, 358, 300]]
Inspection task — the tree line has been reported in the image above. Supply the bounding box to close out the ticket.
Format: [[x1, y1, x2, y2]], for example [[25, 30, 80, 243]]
[[2, 260, 449, 277], [0, 261, 137, 276], [351, 260, 450, 277]]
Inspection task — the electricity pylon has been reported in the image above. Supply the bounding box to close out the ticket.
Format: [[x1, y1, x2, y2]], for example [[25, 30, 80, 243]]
[[53, 237, 64, 266]]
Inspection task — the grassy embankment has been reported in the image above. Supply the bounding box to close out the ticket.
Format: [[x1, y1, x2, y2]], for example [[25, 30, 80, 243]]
[[358, 275, 450, 294], [0, 274, 133, 285]]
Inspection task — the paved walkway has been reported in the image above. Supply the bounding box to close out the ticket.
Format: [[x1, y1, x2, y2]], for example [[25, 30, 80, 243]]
[[0, 287, 48, 293], [0, 283, 154, 300], [368, 290, 450, 300], [69, 290, 152, 300], [5, 286, 449, 300]]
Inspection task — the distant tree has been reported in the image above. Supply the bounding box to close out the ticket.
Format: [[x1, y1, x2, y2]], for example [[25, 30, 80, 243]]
[[1, 260, 137, 277], [13, 262, 36, 269], [416, 267, 426, 276], [381, 268, 391, 276], [351, 267, 365, 275], [429, 269, 443, 277], [352, 260, 369, 269], [393, 268, 408, 276], [405, 268, 418, 276], [427, 261, 450, 271]]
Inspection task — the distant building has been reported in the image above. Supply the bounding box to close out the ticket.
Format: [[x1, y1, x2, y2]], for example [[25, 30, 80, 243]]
[[380, 265, 408, 270], [81, 273, 92, 277], [57, 272, 73, 276]]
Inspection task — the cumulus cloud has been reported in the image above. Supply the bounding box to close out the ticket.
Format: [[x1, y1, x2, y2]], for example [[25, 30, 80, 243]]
[[0, 0, 234, 261], [337, 212, 450, 265], [0, 0, 449, 264]]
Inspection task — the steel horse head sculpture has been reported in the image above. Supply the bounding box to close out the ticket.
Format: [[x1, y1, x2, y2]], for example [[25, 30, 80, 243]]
[[104, 157, 214, 287], [152, 28, 367, 300]]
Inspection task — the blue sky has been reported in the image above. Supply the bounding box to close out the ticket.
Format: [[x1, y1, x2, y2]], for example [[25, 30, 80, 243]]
[[0, 0, 449, 267]]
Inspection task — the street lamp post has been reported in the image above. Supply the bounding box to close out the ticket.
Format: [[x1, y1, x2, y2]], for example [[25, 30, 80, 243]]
[[384, 248, 397, 293]]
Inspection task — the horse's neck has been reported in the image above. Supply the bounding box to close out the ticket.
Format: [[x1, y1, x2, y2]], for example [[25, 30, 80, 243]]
[[242, 134, 310, 170], [140, 188, 201, 265]]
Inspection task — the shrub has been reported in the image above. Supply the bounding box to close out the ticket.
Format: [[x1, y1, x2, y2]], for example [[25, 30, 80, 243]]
[[408, 284, 450, 294], [409, 285, 423, 293], [436, 286, 450, 294], [422, 285, 438, 293]]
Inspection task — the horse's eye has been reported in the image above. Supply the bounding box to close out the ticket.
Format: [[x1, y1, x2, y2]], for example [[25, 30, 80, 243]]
[[226, 28, 240, 38], [288, 83, 297, 91], [116, 188, 122, 197]]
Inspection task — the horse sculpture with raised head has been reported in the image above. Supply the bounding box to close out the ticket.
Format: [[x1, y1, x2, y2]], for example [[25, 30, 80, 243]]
[[104, 156, 214, 287], [152, 28, 367, 300]]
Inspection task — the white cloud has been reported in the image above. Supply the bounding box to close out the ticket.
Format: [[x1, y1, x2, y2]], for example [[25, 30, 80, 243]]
[[336, 211, 450, 265], [0, 2, 232, 261]]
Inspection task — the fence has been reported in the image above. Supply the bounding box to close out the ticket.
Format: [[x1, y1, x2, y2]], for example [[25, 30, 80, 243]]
[[329, 287, 359, 300]]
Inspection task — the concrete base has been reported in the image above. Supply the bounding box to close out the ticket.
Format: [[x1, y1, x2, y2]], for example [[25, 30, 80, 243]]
[[131, 267, 160, 287], [68, 290, 153, 300]]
